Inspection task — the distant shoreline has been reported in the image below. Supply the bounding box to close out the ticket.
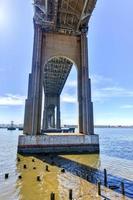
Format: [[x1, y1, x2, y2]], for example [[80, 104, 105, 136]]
[[94, 126, 133, 128], [1, 125, 133, 129]]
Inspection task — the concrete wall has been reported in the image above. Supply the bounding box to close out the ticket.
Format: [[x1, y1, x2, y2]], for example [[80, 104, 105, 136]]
[[18, 134, 99, 146], [42, 33, 81, 68], [18, 134, 99, 154], [18, 145, 99, 154]]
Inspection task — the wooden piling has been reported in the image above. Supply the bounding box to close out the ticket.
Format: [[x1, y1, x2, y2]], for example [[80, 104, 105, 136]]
[[18, 175, 22, 179], [61, 168, 65, 173], [121, 181, 125, 195], [97, 181, 101, 196], [69, 189, 73, 200], [50, 192, 55, 200], [86, 174, 89, 181], [23, 164, 27, 169], [37, 176, 41, 181], [46, 165, 49, 171], [5, 173, 9, 179], [33, 167, 36, 170], [104, 169, 107, 187], [17, 157, 20, 162]]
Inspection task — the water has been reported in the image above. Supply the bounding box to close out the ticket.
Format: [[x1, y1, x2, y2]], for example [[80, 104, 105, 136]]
[[0, 128, 132, 200]]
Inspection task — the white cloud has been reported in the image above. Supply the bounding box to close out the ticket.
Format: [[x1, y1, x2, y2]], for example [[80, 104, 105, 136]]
[[65, 80, 77, 87], [61, 93, 77, 103], [91, 74, 112, 85], [0, 94, 25, 106], [64, 74, 112, 88], [62, 74, 113, 103], [120, 104, 133, 109], [101, 87, 124, 92], [92, 86, 133, 102], [62, 73, 133, 103], [90, 74, 133, 102], [95, 117, 133, 126]]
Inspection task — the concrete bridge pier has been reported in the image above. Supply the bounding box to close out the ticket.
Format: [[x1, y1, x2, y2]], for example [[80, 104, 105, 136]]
[[24, 23, 43, 135], [42, 95, 61, 131], [78, 30, 94, 135], [19, 0, 99, 154]]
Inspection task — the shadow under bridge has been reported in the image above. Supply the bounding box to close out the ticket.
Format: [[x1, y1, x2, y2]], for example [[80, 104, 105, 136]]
[[42, 56, 73, 131]]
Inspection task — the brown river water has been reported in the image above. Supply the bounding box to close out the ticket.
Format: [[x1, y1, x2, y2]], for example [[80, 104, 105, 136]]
[[0, 128, 133, 200]]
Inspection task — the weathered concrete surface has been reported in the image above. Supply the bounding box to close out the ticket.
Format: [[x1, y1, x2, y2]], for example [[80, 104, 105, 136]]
[[18, 134, 99, 154], [23, 0, 97, 136]]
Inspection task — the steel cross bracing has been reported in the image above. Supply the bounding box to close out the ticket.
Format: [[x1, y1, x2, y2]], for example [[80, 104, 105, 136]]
[[43, 57, 73, 95], [34, 0, 97, 34]]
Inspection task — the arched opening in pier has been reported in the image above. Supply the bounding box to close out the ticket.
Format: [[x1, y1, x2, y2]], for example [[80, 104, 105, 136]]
[[42, 56, 78, 131], [61, 66, 78, 129]]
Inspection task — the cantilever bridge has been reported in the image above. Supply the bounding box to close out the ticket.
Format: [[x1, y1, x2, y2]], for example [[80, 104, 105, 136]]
[[18, 0, 99, 154]]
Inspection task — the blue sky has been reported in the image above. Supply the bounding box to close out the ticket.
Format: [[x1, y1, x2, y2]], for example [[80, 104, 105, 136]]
[[0, 0, 133, 125]]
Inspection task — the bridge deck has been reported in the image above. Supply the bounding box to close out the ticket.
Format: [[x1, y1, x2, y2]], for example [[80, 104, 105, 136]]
[[44, 57, 73, 95], [34, 0, 97, 34]]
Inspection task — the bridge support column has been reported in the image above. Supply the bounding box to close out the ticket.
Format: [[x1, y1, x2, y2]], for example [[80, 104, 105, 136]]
[[42, 95, 61, 131], [52, 108, 56, 128], [43, 98, 48, 130], [31, 24, 43, 135], [23, 73, 33, 134], [23, 23, 43, 135], [48, 107, 55, 128], [56, 96, 61, 129], [79, 31, 94, 135], [78, 68, 83, 134]]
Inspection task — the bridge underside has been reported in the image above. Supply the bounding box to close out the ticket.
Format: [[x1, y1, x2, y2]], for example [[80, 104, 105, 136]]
[[42, 57, 72, 130], [44, 57, 72, 95], [23, 0, 97, 135], [19, 0, 100, 154], [34, 0, 96, 35]]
